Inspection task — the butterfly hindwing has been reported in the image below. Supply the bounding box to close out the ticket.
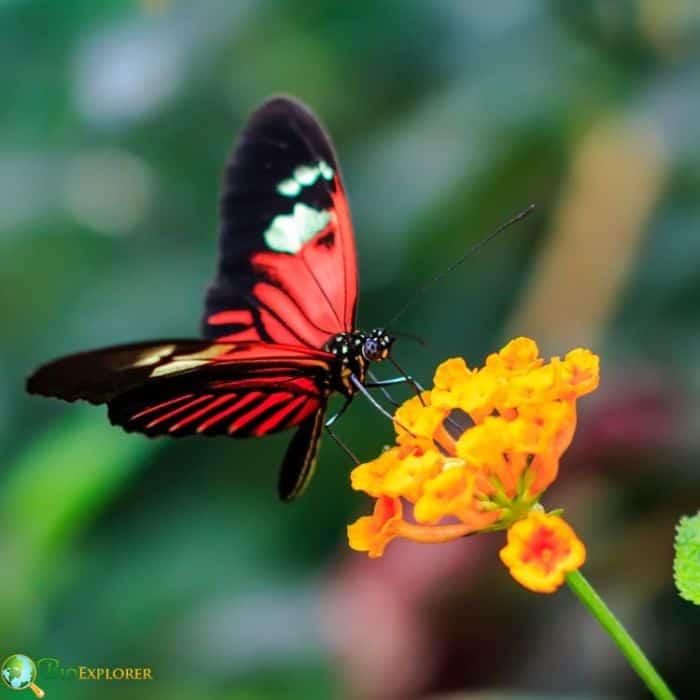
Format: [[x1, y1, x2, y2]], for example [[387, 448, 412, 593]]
[[203, 96, 358, 348], [27, 340, 333, 437], [109, 372, 326, 439], [278, 403, 326, 501]]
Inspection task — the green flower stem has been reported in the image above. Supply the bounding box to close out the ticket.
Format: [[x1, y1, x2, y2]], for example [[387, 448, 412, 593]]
[[566, 570, 676, 700]]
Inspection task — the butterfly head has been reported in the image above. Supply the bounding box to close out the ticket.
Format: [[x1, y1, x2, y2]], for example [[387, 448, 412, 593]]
[[362, 329, 394, 363]]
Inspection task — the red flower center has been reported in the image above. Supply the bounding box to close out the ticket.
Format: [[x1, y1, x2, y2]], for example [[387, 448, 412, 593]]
[[521, 527, 570, 573]]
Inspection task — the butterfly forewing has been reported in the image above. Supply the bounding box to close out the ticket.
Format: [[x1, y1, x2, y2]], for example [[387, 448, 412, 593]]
[[203, 96, 358, 347], [26, 340, 221, 404]]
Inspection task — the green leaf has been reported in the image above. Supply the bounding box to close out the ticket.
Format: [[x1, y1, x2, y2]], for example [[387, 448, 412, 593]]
[[673, 511, 700, 605]]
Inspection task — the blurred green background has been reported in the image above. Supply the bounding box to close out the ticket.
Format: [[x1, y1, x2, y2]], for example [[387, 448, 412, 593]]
[[2, 1, 700, 698]]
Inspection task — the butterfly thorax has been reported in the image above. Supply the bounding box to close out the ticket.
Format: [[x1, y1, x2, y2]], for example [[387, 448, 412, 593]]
[[324, 328, 394, 396]]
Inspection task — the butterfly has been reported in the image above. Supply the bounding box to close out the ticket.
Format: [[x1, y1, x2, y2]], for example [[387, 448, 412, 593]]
[[26, 96, 400, 501]]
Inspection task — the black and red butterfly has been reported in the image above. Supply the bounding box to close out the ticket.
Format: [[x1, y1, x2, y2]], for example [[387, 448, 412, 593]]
[[27, 96, 400, 501]]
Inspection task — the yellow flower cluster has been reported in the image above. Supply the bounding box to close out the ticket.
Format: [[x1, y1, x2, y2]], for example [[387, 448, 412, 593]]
[[347, 337, 599, 592]]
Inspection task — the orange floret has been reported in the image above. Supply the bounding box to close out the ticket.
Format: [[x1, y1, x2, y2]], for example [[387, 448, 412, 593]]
[[347, 496, 404, 558], [499, 512, 586, 593]]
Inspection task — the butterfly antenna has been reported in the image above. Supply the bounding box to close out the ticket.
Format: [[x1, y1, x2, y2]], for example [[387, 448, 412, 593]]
[[388, 330, 428, 347], [387, 204, 535, 327]]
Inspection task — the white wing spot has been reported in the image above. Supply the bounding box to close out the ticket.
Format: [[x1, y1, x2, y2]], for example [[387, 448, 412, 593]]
[[277, 178, 301, 197], [294, 164, 317, 185], [276, 160, 335, 197], [263, 203, 331, 254]]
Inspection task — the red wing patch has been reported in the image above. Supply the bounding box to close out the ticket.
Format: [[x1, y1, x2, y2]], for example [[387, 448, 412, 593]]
[[207, 181, 357, 348], [108, 374, 325, 438]]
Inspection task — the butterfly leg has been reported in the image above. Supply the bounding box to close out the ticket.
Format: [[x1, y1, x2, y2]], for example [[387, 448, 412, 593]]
[[353, 376, 457, 459], [385, 359, 467, 436], [325, 398, 360, 464], [325, 424, 360, 465], [388, 357, 426, 404], [368, 367, 464, 438], [350, 374, 416, 437], [364, 375, 413, 388], [325, 396, 352, 428], [365, 370, 405, 407]]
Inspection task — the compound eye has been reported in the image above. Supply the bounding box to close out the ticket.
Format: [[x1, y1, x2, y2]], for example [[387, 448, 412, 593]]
[[363, 339, 380, 361]]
